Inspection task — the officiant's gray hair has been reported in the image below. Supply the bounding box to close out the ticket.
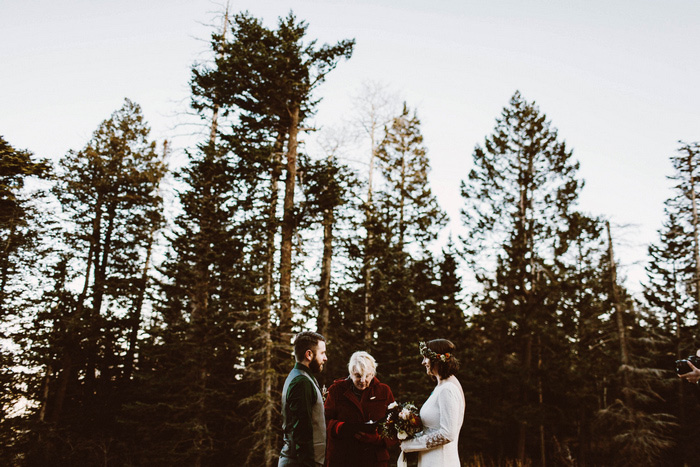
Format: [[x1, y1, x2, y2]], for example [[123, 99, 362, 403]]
[[348, 351, 377, 376]]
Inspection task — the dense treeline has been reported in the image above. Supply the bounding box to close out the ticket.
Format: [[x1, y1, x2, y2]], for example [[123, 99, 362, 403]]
[[1, 10, 699, 467]]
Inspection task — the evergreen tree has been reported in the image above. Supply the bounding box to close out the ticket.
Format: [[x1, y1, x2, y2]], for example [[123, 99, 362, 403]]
[[370, 103, 447, 403], [645, 142, 700, 336], [0, 136, 50, 310], [192, 10, 354, 337], [0, 136, 50, 464], [190, 12, 354, 464], [122, 139, 251, 466], [643, 141, 700, 466], [460, 91, 584, 463], [553, 213, 611, 465], [428, 246, 467, 341], [298, 151, 356, 338], [20, 99, 166, 464], [590, 224, 676, 467]]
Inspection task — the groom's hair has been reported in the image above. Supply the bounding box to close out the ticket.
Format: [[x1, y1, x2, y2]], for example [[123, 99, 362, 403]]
[[293, 331, 325, 362], [426, 339, 460, 378]]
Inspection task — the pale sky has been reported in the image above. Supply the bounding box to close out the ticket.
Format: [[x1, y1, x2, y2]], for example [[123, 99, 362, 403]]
[[2, 0, 700, 294]]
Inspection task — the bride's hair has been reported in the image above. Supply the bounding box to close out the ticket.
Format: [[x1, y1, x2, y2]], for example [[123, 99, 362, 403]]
[[425, 339, 459, 378]]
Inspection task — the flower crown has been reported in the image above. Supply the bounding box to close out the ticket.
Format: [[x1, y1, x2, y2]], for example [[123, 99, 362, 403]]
[[419, 341, 451, 362]]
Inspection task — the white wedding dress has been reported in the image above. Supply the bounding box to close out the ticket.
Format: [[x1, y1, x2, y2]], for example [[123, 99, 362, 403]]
[[399, 375, 465, 467]]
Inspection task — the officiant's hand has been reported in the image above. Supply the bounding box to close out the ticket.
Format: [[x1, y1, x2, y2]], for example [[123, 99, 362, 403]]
[[339, 421, 375, 437]]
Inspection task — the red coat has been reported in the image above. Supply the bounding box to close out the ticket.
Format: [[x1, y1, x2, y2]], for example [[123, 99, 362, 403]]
[[324, 376, 396, 467]]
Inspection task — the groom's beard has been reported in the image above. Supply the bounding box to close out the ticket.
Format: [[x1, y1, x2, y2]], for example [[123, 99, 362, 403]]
[[309, 357, 323, 374]]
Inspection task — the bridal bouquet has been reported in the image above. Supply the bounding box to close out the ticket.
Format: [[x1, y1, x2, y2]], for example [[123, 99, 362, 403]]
[[379, 401, 422, 440]]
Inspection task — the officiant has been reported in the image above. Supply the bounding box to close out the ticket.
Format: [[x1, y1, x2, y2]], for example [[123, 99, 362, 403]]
[[324, 351, 396, 467]]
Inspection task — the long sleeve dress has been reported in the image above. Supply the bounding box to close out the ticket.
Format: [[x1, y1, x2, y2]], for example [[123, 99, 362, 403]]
[[399, 375, 465, 467]]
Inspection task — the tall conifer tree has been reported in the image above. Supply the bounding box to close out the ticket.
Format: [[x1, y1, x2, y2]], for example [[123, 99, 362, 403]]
[[190, 11, 354, 463], [643, 141, 700, 465], [18, 99, 165, 465], [125, 140, 248, 466], [0, 137, 50, 463], [460, 91, 583, 463], [594, 224, 675, 466], [370, 103, 447, 402]]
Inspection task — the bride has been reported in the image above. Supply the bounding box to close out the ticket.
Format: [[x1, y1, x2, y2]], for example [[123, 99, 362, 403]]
[[399, 339, 465, 467]]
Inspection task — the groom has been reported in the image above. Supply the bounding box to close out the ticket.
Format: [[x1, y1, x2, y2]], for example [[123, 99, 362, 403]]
[[278, 331, 328, 467]]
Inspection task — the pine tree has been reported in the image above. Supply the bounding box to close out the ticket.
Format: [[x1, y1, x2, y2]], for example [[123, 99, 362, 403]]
[[190, 12, 354, 464], [121, 138, 251, 466], [192, 10, 354, 336], [298, 151, 355, 337], [460, 91, 584, 463], [370, 103, 447, 403], [0, 136, 49, 310], [352, 81, 399, 345], [594, 223, 676, 466], [20, 99, 166, 464], [552, 213, 611, 465], [643, 141, 700, 465], [0, 136, 50, 464], [428, 246, 467, 341]]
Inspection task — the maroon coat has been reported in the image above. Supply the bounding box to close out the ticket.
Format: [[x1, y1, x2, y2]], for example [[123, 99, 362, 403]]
[[324, 376, 395, 467]]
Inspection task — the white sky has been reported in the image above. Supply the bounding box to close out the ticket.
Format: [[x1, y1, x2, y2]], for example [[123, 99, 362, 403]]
[[2, 0, 699, 294]]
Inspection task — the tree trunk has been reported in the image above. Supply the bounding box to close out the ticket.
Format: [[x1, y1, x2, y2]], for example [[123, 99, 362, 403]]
[[85, 200, 117, 396], [398, 141, 407, 254], [262, 131, 284, 466], [189, 161, 214, 467], [191, 255, 211, 467], [193, 366, 208, 467], [606, 221, 630, 400], [47, 352, 75, 423], [672, 259, 686, 431], [208, 5, 228, 147], [38, 365, 52, 422], [51, 193, 103, 421], [517, 332, 532, 461], [279, 105, 300, 339], [538, 335, 546, 467], [362, 102, 379, 346], [0, 221, 18, 302], [123, 218, 156, 382], [685, 149, 700, 317], [123, 140, 166, 381], [517, 151, 534, 463], [317, 205, 333, 336]]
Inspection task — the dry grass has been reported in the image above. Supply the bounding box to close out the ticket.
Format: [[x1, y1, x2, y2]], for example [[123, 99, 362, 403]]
[[462, 454, 533, 467]]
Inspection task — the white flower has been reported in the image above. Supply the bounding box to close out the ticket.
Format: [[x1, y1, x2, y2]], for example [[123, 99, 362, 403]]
[[387, 401, 398, 410], [399, 408, 411, 420], [397, 430, 408, 440]]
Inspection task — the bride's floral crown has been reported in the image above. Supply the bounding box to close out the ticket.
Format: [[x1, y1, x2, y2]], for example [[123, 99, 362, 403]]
[[419, 341, 451, 362]]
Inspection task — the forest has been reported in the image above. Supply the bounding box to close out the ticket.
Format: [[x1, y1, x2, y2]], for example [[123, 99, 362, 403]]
[[2, 8, 700, 467]]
